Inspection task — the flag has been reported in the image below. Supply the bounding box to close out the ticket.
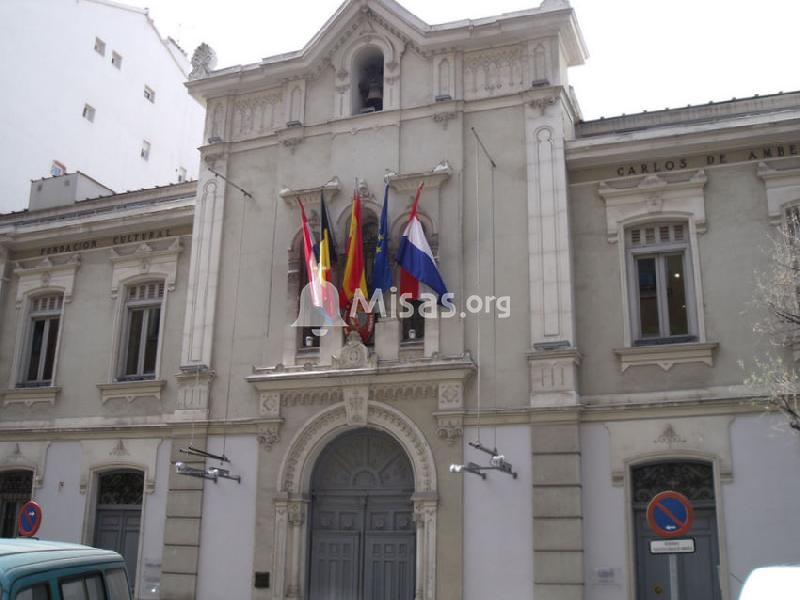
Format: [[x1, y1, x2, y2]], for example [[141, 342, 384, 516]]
[[340, 187, 368, 305], [314, 190, 337, 285], [298, 200, 322, 308], [396, 182, 448, 300], [371, 183, 392, 295]]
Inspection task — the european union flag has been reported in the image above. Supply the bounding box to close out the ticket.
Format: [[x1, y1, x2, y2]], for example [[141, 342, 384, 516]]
[[371, 183, 392, 295]]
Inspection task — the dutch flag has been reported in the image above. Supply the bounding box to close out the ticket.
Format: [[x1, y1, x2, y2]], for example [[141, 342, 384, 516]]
[[396, 182, 448, 300]]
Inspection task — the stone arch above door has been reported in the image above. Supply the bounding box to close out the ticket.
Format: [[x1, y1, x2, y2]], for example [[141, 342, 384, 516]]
[[278, 400, 437, 495], [273, 400, 439, 600]]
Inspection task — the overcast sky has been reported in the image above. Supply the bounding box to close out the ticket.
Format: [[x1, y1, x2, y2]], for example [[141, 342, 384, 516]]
[[134, 0, 800, 120]]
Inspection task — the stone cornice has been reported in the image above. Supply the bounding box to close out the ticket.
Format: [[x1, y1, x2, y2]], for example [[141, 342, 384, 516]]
[[0, 198, 194, 250], [187, 2, 585, 99], [279, 177, 342, 207], [247, 354, 476, 392], [0, 394, 767, 437], [567, 113, 800, 170]]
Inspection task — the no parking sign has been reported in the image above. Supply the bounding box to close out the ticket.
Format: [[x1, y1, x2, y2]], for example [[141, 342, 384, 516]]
[[17, 501, 42, 538], [646, 491, 694, 539]]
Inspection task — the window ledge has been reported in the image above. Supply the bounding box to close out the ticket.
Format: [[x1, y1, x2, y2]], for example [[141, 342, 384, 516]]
[[97, 379, 165, 404], [614, 342, 718, 372], [3, 386, 60, 407]]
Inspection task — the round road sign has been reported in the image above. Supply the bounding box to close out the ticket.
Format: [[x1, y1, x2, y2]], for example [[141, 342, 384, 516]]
[[17, 500, 42, 538], [646, 491, 694, 539]]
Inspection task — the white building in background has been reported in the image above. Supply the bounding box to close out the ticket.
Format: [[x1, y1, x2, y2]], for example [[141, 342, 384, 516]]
[[0, 0, 204, 213]]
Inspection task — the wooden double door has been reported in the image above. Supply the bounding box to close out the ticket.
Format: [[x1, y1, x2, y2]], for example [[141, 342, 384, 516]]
[[308, 429, 416, 600]]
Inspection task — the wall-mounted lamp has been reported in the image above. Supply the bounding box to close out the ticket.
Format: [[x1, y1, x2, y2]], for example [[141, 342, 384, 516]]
[[174, 461, 217, 482], [449, 441, 519, 480], [449, 462, 486, 479]]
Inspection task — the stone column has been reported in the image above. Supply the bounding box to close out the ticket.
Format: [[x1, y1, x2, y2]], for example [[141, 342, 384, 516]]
[[160, 433, 208, 600], [0, 246, 8, 338]]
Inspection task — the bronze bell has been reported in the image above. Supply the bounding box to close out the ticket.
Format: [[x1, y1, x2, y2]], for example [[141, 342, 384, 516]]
[[366, 80, 383, 102]]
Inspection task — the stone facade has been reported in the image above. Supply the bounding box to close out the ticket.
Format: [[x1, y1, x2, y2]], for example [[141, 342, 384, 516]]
[[0, 1, 799, 600]]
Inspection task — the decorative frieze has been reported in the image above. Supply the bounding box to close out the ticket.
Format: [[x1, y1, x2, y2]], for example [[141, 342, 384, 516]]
[[464, 44, 528, 101], [437, 381, 463, 410], [231, 89, 284, 141], [370, 383, 438, 402]]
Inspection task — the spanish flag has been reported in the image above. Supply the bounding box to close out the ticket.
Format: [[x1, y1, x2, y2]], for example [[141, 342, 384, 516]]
[[340, 187, 368, 306]]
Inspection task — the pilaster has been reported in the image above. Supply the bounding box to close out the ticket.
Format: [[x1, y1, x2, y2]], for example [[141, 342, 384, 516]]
[[524, 92, 576, 351], [531, 422, 583, 600], [178, 155, 227, 417], [160, 433, 208, 600]]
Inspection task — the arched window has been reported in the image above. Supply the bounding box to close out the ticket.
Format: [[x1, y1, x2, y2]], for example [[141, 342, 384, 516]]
[[352, 46, 384, 115]]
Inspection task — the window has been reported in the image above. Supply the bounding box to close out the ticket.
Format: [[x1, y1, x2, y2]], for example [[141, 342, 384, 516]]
[[15, 583, 50, 600], [21, 294, 63, 387], [401, 300, 425, 341], [119, 282, 163, 380], [177, 167, 187, 183], [94, 37, 106, 56], [143, 85, 155, 103], [352, 46, 384, 115], [82, 104, 96, 122], [140, 140, 150, 161], [103, 570, 130, 599], [626, 223, 696, 344], [111, 51, 122, 69], [59, 574, 106, 600]]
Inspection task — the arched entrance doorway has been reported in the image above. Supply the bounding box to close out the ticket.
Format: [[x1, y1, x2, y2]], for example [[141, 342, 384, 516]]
[[309, 428, 415, 600]]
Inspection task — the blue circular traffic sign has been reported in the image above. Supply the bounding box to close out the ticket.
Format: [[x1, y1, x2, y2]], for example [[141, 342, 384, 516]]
[[646, 491, 694, 539], [17, 501, 42, 538]]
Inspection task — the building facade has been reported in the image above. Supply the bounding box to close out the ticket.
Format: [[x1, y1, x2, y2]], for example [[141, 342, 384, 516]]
[[0, 0, 204, 212], [0, 1, 799, 600]]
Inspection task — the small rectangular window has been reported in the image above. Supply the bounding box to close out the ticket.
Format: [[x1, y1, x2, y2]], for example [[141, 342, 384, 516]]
[[15, 583, 50, 600], [111, 51, 122, 69], [119, 282, 164, 380], [140, 140, 151, 161], [627, 223, 696, 344], [59, 573, 106, 600], [103, 569, 129, 599], [82, 104, 96, 122], [402, 300, 425, 342], [94, 37, 106, 56], [21, 294, 63, 387], [143, 85, 155, 103]]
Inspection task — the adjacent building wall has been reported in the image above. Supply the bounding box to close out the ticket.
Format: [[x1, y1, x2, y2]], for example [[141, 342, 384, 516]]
[[0, 0, 203, 211]]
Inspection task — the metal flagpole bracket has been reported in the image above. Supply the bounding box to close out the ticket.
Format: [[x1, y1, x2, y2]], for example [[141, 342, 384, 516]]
[[449, 441, 518, 480]]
